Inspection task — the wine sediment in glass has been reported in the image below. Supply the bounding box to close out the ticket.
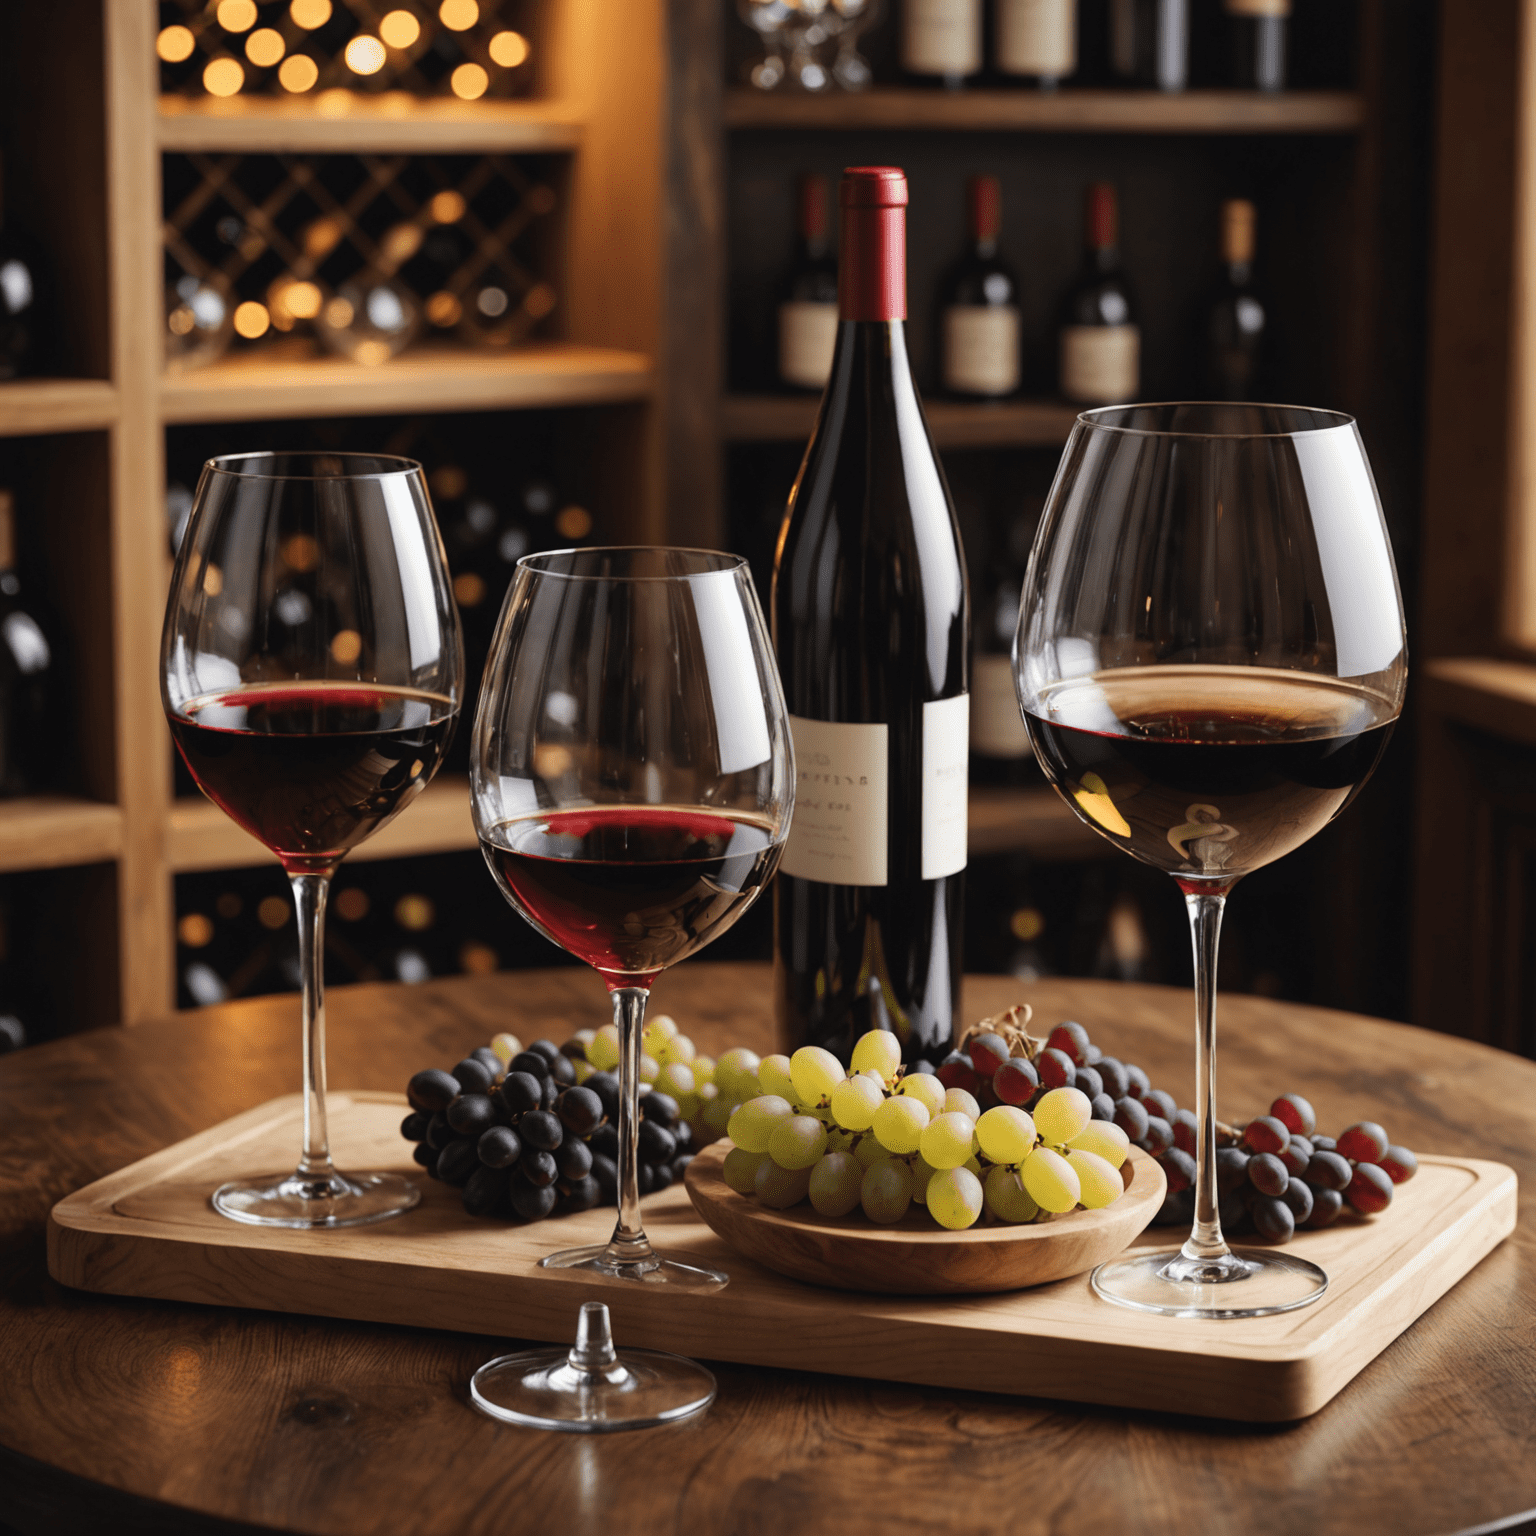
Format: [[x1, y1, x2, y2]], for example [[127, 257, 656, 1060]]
[[1024, 666, 1396, 883]]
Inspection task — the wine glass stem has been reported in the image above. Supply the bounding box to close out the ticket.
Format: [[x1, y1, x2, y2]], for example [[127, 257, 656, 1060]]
[[1181, 888, 1231, 1264], [291, 872, 335, 1181], [609, 985, 655, 1264]]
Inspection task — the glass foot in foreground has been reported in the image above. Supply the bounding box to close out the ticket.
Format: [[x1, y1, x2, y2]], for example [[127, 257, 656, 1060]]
[[211, 1170, 420, 1229], [538, 1241, 729, 1291], [472, 1302, 717, 1432], [1091, 1248, 1328, 1319]]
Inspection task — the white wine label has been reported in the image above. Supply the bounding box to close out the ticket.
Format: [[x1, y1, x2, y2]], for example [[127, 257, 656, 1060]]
[[922, 694, 969, 880], [971, 654, 1033, 758], [1060, 324, 1140, 404], [996, 0, 1077, 77], [943, 306, 1021, 396], [1225, 0, 1290, 15], [902, 0, 982, 75], [778, 302, 839, 391], [781, 715, 889, 886]]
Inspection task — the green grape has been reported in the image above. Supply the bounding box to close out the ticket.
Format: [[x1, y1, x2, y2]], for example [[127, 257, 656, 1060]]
[[850, 1028, 902, 1082], [715, 1047, 762, 1100], [723, 1146, 768, 1194], [926, 1166, 984, 1231], [872, 1094, 929, 1154], [830, 1074, 884, 1132], [943, 1086, 981, 1120], [790, 1045, 844, 1105], [656, 1062, 696, 1100], [658, 1034, 696, 1067], [692, 1053, 716, 1086], [726, 1094, 794, 1153], [825, 1126, 855, 1155], [758, 1053, 797, 1100], [639, 1053, 661, 1084], [919, 1111, 978, 1171], [910, 1153, 939, 1205], [702, 1096, 734, 1132], [1033, 1086, 1092, 1146], [587, 1024, 621, 1071], [860, 1158, 914, 1223], [896, 1072, 946, 1117], [1066, 1149, 1123, 1209], [984, 1165, 1040, 1224], [976, 1105, 1035, 1165], [854, 1133, 891, 1169], [755, 1158, 813, 1209], [1067, 1119, 1130, 1169], [643, 1014, 679, 1050], [769, 1114, 828, 1170], [963, 1155, 981, 1176], [1021, 1146, 1081, 1212], [573, 1060, 595, 1085], [491, 1031, 524, 1064], [809, 1151, 863, 1217]]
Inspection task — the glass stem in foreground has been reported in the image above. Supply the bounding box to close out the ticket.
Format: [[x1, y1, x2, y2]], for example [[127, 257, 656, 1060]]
[[291, 872, 335, 1181], [607, 985, 656, 1266], [1181, 887, 1231, 1266]]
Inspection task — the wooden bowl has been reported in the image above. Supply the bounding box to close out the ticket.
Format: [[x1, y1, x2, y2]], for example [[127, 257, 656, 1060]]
[[684, 1139, 1167, 1295]]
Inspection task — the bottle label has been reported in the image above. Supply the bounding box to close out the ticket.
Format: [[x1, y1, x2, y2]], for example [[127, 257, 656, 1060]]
[[1060, 324, 1140, 404], [902, 0, 982, 75], [943, 305, 1021, 396], [1225, 0, 1289, 15], [779, 301, 839, 390], [781, 716, 889, 886], [971, 654, 1034, 758], [996, 0, 1077, 76], [923, 695, 969, 880]]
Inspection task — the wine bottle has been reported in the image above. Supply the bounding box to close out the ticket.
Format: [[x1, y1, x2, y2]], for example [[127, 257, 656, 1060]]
[[1058, 182, 1139, 406], [1203, 198, 1266, 400], [772, 166, 970, 1068], [901, 0, 982, 88], [995, 0, 1078, 88], [0, 491, 58, 797], [970, 507, 1036, 785], [1225, 0, 1288, 92], [0, 160, 43, 380], [1108, 0, 1189, 92], [939, 175, 1021, 400], [778, 174, 840, 392]]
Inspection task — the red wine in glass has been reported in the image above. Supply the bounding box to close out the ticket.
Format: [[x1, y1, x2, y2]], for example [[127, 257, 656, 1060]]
[[481, 807, 784, 986], [170, 681, 457, 874]]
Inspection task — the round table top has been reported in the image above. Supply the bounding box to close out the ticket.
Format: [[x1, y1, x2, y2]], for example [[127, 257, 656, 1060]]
[[2, 964, 1533, 1536]]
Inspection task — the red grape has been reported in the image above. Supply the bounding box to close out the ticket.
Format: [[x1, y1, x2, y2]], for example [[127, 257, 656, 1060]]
[[1161, 1147, 1196, 1193], [1124, 1064, 1151, 1100], [1095, 1058, 1130, 1099], [1346, 1162, 1394, 1214], [1215, 1146, 1249, 1192], [1242, 1115, 1290, 1156], [1337, 1122, 1390, 1164], [1037, 1048, 1076, 1089], [1379, 1145, 1418, 1184], [1074, 1065, 1104, 1100], [1141, 1115, 1173, 1156], [936, 1051, 979, 1093], [1252, 1197, 1295, 1243], [1302, 1187, 1344, 1228], [1172, 1108, 1198, 1155], [966, 1032, 1011, 1077], [1270, 1092, 1316, 1137], [993, 1057, 1038, 1106], [1090, 1092, 1116, 1122], [1279, 1135, 1312, 1178], [1143, 1089, 1178, 1123], [1045, 1021, 1091, 1065], [1306, 1150, 1352, 1192], [1113, 1096, 1149, 1140], [1281, 1177, 1314, 1223]]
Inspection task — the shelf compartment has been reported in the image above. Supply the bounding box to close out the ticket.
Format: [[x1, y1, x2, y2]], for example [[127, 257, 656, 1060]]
[[0, 797, 123, 873], [724, 89, 1366, 134], [0, 380, 119, 438], [157, 95, 585, 154], [160, 343, 654, 425], [722, 394, 1080, 449]]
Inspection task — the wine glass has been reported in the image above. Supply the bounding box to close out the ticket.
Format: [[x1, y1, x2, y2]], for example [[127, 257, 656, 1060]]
[[468, 547, 792, 1429], [162, 452, 463, 1228], [1014, 404, 1407, 1318]]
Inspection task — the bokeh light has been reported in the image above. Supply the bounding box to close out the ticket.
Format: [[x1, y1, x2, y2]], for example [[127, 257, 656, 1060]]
[[439, 0, 479, 30], [156, 25, 195, 62], [555, 506, 593, 540], [217, 0, 259, 32], [489, 31, 530, 68], [290, 0, 332, 29], [380, 10, 422, 48], [425, 291, 462, 326], [429, 190, 466, 224], [345, 35, 387, 75], [451, 62, 488, 99], [245, 28, 286, 67], [278, 53, 319, 91], [203, 58, 246, 97], [233, 301, 271, 338]]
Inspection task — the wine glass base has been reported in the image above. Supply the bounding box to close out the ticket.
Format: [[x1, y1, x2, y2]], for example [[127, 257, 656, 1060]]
[[471, 1347, 716, 1432], [538, 1242, 728, 1291], [1091, 1247, 1328, 1319], [211, 1170, 419, 1229]]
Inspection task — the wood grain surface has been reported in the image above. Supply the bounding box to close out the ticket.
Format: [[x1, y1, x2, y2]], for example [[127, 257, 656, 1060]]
[[3, 965, 1536, 1535]]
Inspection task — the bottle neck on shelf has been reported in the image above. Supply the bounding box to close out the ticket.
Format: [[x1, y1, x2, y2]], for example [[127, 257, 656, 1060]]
[[1225, 258, 1253, 286], [1089, 243, 1121, 274], [839, 167, 908, 322]]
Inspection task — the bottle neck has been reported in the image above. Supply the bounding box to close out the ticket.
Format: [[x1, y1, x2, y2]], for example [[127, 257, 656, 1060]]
[[1089, 244, 1120, 274], [840, 204, 906, 321], [800, 233, 830, 263], [1225, 258, 1252, 286], [974, 235, 998, 261]]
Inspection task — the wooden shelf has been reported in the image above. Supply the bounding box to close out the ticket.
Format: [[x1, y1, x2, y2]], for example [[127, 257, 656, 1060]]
[[157, 93, 584, 154], [968, 784, 1108, 859], [1422, 657, 1536, 751], [724, 88, 1366, 135], [160, 342, 654, 424], [0, 379, 119, 438], [0, 797, 123, 873], [721, 394, 1080, 449]]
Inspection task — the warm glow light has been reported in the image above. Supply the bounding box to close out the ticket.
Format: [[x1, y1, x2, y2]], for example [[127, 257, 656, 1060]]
[[425, 291, 461, 326], [202, 57, 245, 96], [395, 894, 435, 931], [157, 25, 195, 62], [178, 914, 215, 948], [555, 505, 593, 540], [324, 296, 355, 328], [167, 305, 196, 336], [353, 339, 390, 365], [460, 941, 498, 975], [281, 533, 320, 571], [451, 62, 488, 99], [202, 563, 223, 596], [488, 30, 529, 67], [285, 279, 322, 318], [233, 301, 270, 338], [257, 896, 290, 930], [523, 282, 556, 318], [439, 0, 478, 30], [380, 9, 421, 48], [330, 629, 363, 663], [380, 223, 423, 264], [475, 285, 508, 317], [245, 27, 286, 66], [344, 34, 387, 74], [303, 218, 342, 259], [429, 190, 466, 224], [278, 53, 319, 91], [289, 0, 332, 29], [334, 887, 369, 921], [217, 0, 258, 32], [316, 88, 354, 115], [453, 572, 486, 607], [432, 464, 468, 498]]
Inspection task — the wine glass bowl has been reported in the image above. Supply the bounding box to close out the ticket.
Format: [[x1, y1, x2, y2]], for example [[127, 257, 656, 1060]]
[[1015, 403, 1406, 1317]]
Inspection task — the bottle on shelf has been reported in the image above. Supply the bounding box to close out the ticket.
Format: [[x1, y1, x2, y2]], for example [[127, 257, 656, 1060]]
[[994, 0, 1078, 89], [1225, 0, 1288, 92], [0, 154, 43, 381], [0, 491, 59, 798], [772, 165, 970, 1068], [1108, 0, 1189, 92], [938, 175, 1021, 400], [970, 504, 1037, 784], [778, 174, 840, 393], [1058, 182, 1139, 406], [901, 0, 982, 88], [1203, 198, 1267, 401]]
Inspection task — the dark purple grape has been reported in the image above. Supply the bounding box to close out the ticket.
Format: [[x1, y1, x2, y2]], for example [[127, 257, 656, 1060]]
[[1252, 1197, 1295, 1243], [1380, 1145, 1418, 1184], [562, 1175, 602, 1213], [638, 1162, 657, 1195], [1140, 1116, 1173, 1156], [590, 1122, 619, 1159], [520, 1149, 558, 1188], [639, 1091, 679, 1129], [1153, 1186, 1196, 1226], [527, 1039, 562, 1062], [1248, 1152, 1289, 1197], [1242, 1116, 1290, 1156], [1143, 1089, 1178, 1123], [1310, 1134, 1337, 1153], [426, 1112, 455, 1150], [557, 1086, 605, 1137], [477, 1125, 522, 1169], [452, 1058, 493, 1096], [510, 1050, 551, 1082], [561, 1035, 589, 1059], [1123, 1064, 1151, 1101], [672, 1153, 695, 1183], [1279, 1135, 1313, 1178], [976, 1077, 1001, 1111], [412, 1141, 439, 1172], [1045, 1021, 1091, 1065], [497, 1071, 543, 1116], [910, 1059, 937, 1075], [1302, 1187, 1344, 1229], [1037, 1048, 1076, 1089], [1215, 1146, 1250, 1192], [672, 1120, 693, 1152], [539, 1075, 559, 1110], [1346, 1163, 1394, 1214], [1095, 1057, 1130, 1099], [651, 1161, 675, 1190], [511, 1179, 558, 1220], [1074, 1066, 1104, 1101], [556, 1138, 593, 1181], [471, 1046, 502, 1074], [1270, 1092, 1316, 1137], [1172, 1109, 1198, 1155], [585, 1070, 622, 1120], [1113, 1096, 1149, 1140], [1217, 1188, 1246, 1229], [447, 1093, 497, 1136], [547, 1052, 577, 1087], [437, 1138, 478, 1186], [521, 1110, 563, 1151], [462, 1164, 506, 1216], [407, 1069, 460, 1112], [1337, 1121, 1390, 1164], [1281, 1177, 1314, 1224], [400, 1111, 431, 1142], [638, 1120, 677, 1164], [1090, 1093, 1116, 1122], [591, 1152, 618, 1197], [1306, 1150, 1352, 1192], [1161, 1147, 1196, 1194]]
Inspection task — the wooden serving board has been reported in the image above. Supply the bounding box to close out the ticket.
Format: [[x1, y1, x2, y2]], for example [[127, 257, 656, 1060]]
[[48, 1091, 1518, 1423]]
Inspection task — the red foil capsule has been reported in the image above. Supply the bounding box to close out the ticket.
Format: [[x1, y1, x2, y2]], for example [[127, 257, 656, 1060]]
[[838, 166, 907, 322]]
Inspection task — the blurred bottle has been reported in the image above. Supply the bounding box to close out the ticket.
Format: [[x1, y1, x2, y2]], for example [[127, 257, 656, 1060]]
[[1225, 0, 1288, 91], [970, 506, 1036, 785], [778, 174, 840, 393], [0, 491, 60, 798], [902, 0, 982, 87], [1058, 183, 1139, 405], [938, 176, 1021, 400], [1202, 198, 1267, 400], [994, 0, 1077, 89], [1108, 0, 1189, 91]]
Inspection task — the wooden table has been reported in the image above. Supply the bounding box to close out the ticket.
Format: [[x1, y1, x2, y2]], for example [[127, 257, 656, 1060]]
[[2, 965, 1534, 1536]]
